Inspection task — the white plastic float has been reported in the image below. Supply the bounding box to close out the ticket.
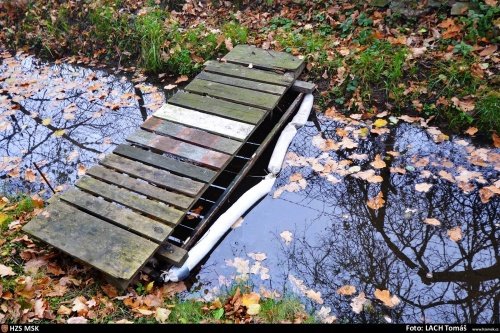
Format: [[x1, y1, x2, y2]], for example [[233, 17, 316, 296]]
[[161, 93, 314, 282]]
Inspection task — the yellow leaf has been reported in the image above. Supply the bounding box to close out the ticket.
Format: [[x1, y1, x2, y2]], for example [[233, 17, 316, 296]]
[[0, 212, 9, 225], [42, 118, 52, 126], [373, 119, 388, 128], [241, 292, 260, 307], [54, 129, 66, 137], [358, 127, 369, 138], [146, 281, 154, 293], [337, 285, 356, 296], [246, 303, 260, 315]]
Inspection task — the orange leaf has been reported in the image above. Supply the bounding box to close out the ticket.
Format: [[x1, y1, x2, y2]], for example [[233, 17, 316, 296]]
[[374, 289, 400, 308], [492, 133, 500, 148], [337, 285, 356, 296], [370, 154, 386, 169], [464, 127, 478, 136], [447, 226, 463, 242], [367, 191, 385, 210]]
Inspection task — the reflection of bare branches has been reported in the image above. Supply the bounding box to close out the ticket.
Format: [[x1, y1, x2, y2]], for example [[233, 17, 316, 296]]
[[274, 120, 499, 323]]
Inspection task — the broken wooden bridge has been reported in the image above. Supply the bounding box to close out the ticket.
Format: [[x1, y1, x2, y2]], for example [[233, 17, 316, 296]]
[[23, 45, 313, 289]]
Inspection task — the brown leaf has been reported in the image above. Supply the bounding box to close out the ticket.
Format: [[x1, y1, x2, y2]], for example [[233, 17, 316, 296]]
[[67, 316, 88, 324], [479, 186, 500, 204], [77, 164, 86, 176], [25, 169, 37, 182], [154, 307, 171, 323], [415, 183, 433, 192], [337, 285, 356, 296], [374, 289, 400, 308], [424, 218, 441, 226], [447, 226, 463, 242], [225, 38, 234, 51], [57, 305, 72, 316], [101, 284, 118, 298], [72, 296, 89, 316], [367, 192, 385, 210], [175, 75, 189, 84], [492, 133, 500, 148], [464, 127, 478, 136], [479, 44, 498, 57]]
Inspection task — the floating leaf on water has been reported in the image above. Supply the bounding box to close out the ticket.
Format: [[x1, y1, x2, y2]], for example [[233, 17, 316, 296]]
[[53, 129, 66, 137], [248, 252, 267, 261], [415, 182, 433, 192], [42, 118, 52, 126], [337, 285, 356, 296], [305, 289, 324, 304], [424, 218, 441, 226], [370, 154, 386, 169], [25, 169, 37, 182], [373, 119, 388, 128], [77, 164, 87, 176], [280, 230, 293, 245], [479, 186, 500, 204], [447, 226, 463, 242], [350, 292, 367, 314], [367, 191, 385, 210], [374, 289, 400, 308]]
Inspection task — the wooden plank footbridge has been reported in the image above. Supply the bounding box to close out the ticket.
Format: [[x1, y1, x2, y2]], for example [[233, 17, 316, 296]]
[[23, 45, 312, 289]]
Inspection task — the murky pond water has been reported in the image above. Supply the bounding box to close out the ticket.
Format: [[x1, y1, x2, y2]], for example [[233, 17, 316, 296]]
[[1, 51, 498, 324], [0, 51, 165, 196], [192, 116, 499, 324]]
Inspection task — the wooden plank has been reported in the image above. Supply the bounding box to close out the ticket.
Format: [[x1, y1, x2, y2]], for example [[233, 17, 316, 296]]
[[142, 117, 240, 155], [77, 176, 184, 226], [156, 243, 188, 267], [87, 165, 193, 210], [197, 71, 287, 96], [128, 129, 230, 169], [204, 60, 294, 87], [169, 91, 265, 124], [23, 201, 158, 280], [291, 80, 317, 93], [154, 104, 254, 141], [60, 188, 171, 243], [223, 45, 305, 76], [100, 154, 205, 197], [114, 145, 216, 183], [185, 79, 280, 111]]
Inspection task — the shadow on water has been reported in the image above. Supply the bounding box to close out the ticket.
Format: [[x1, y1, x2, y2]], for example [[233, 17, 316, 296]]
[[0, 51, 166, 196], [193, 116, 499, 324]]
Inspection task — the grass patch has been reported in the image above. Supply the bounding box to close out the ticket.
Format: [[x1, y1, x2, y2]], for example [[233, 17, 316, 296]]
[[259, 297, 314, 323], [135, 9, 167, 73], [475, 91, 500, 133]]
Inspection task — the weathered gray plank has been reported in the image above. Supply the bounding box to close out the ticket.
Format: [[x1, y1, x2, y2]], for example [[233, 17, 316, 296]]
[[291, 80, 317, 93], [154, 104, 254, 141], [169, 91, 266, 124], [197, 71, 287, 96], [185, 79, 280, 110], [87, 165, 193, 210], [100, 153, 205, 197], [223, 45, 305, 77], [60, 188, 171, 243], [128, 129, 230, 169], [156, 243, 188, 267], [23, 201, 158, 280], [204, 60, 294, 87], [77, 176, 184, 226], [114, 144, 216, 183], [142, 117, 240, 155]]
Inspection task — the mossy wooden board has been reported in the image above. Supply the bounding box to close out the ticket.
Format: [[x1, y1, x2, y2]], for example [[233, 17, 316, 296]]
[[128, 129, 231, 169], [185, 79, 280, 110], [142, 117, 240, 154], [169, 91, 266, 124], [76, 176, 184, 226], [113, 144, 216, 183], [223, 45, 305, 76], [204, 60, 294, 87], [197, 71, 287, 95], [60, 188, 172, 243], [87, 165, 193, 210], [23, 201, 158, 280], [100, 153, 205, 197]]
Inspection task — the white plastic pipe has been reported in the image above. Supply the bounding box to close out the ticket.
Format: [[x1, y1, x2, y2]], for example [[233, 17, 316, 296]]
[[161, 93, 314, 282], [267, 93, 314, 174], [162, 174, 276, 282]]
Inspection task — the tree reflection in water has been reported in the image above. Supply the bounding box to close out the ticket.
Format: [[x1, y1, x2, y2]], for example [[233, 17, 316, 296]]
[[196, 117, 498, 324], [0, 53, 165, 195], [276, 120, 499, 323]]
